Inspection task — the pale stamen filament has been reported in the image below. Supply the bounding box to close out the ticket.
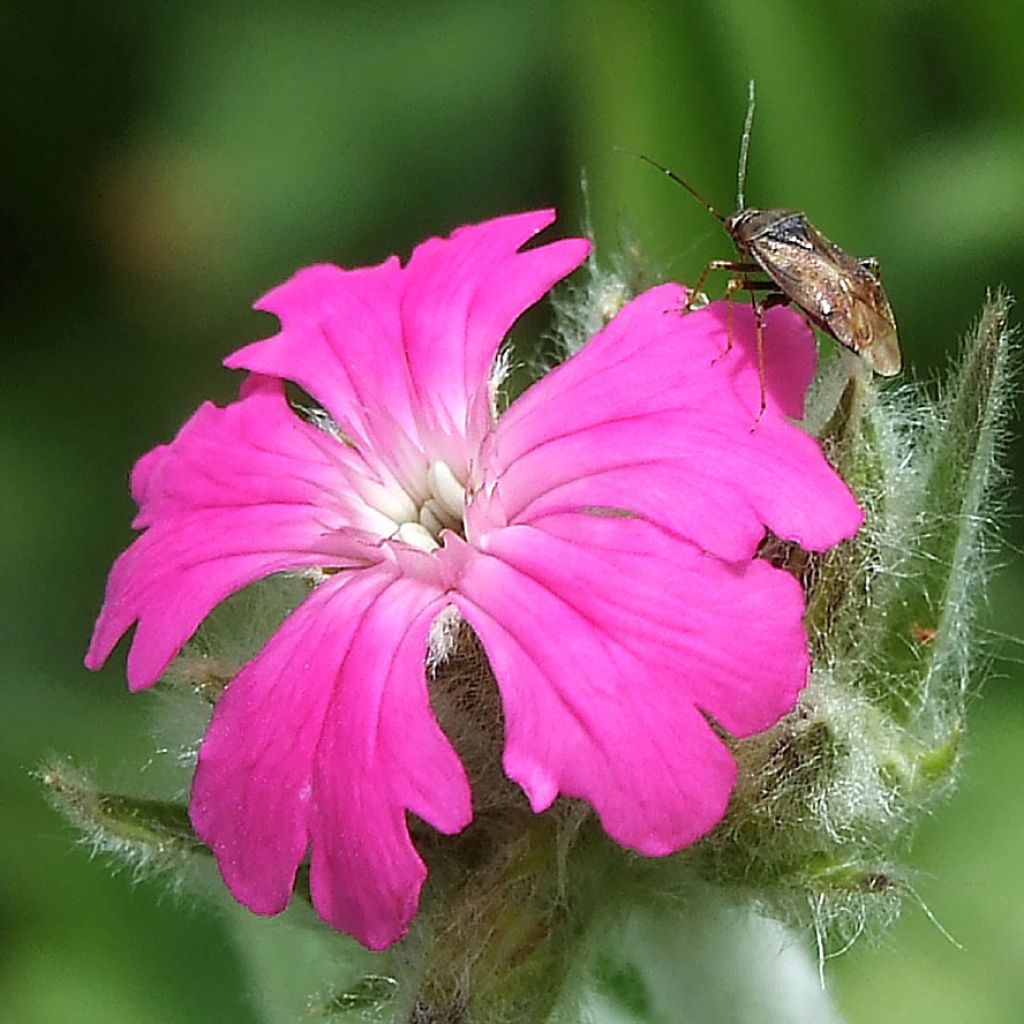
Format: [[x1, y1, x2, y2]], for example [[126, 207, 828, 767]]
[[426, 461, 467, 527]]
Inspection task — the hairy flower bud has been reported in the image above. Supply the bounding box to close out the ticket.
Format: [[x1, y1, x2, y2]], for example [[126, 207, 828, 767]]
[[695, 291, 1015, 953]]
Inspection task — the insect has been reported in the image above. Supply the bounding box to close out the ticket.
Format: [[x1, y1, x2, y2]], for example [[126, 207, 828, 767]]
[[626, 84, 901, 412]]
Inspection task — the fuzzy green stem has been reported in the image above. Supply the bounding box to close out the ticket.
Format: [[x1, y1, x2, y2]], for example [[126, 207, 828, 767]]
[[408, 815, 585, 1024]]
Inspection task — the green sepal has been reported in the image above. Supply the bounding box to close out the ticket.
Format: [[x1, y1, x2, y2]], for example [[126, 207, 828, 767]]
[[158, 573, 310, 703], [591, 952, 655, 1022], [309, 975, 399, 1018], [867, 290, 1014, 720], [804, 365, 888, 658]]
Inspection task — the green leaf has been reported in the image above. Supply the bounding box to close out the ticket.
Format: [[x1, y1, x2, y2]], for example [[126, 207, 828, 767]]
[[39, 757, 209, 867]]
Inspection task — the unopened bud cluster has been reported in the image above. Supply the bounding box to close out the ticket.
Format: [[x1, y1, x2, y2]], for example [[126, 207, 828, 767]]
[[702, 291, 1013, 949]]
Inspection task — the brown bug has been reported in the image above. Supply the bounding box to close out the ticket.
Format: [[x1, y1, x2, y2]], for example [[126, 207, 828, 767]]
[[626, 84, 901, 410]]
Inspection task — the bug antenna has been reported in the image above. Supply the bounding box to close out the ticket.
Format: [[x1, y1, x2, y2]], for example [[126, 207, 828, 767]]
[[614, 145, 726, 222], [736, 79, 756, 211]]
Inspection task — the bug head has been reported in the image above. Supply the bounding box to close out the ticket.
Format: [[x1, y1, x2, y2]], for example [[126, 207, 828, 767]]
[[724, 208, 767, 245]]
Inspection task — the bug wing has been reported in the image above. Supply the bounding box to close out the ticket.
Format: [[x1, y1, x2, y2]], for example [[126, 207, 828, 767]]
[[751, 217, 902, 376], [844, 290, 902, 375]]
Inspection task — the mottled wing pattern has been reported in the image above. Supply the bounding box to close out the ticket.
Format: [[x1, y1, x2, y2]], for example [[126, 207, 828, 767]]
[[744, 213, 901, 375]]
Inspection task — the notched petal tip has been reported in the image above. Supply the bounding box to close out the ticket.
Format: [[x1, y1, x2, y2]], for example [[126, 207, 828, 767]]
[[226, 209, 589, 449], [249, 257, 402, 319], [450, 206, 559, 245]]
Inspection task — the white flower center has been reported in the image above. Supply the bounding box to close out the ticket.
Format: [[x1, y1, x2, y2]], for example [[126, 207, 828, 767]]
[[393, 459, 467, 552]]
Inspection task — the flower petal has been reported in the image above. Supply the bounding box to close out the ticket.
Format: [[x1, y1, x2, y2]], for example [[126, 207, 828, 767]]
[[228, 259, 413, 451], [452, 513, 810, 854], [400, 210, 590, 444], [190, 568, 471, 951], [475, 286, 862, 560], [85, 376, 384, 690], [227, 211, 589, 465]]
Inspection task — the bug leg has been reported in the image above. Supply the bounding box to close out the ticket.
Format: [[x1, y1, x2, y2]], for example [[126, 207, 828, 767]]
[[751, 295, 769, 430], [686, 260, 723, 312], [715, 276, 778, 364], [715, 275, 747, 362], [746, 290, 789, 428], [684, 260, 759, 312], [686, 262, 713, 312], [725, 285, 733, 357]]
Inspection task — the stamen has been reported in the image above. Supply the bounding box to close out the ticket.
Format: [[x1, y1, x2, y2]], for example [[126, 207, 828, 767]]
[[356, 476, 419, 526], [395, 522, 440, 552], [427, 461, 466, 526], [418, 503, 446, 537], [377, 459, 467, 551]]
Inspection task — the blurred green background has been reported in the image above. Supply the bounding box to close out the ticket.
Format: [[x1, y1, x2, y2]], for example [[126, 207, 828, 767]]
[[3, 2, 1022, 1021]]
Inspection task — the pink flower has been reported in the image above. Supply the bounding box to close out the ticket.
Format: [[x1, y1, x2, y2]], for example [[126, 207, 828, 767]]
[[85, 210, 862, 950]]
